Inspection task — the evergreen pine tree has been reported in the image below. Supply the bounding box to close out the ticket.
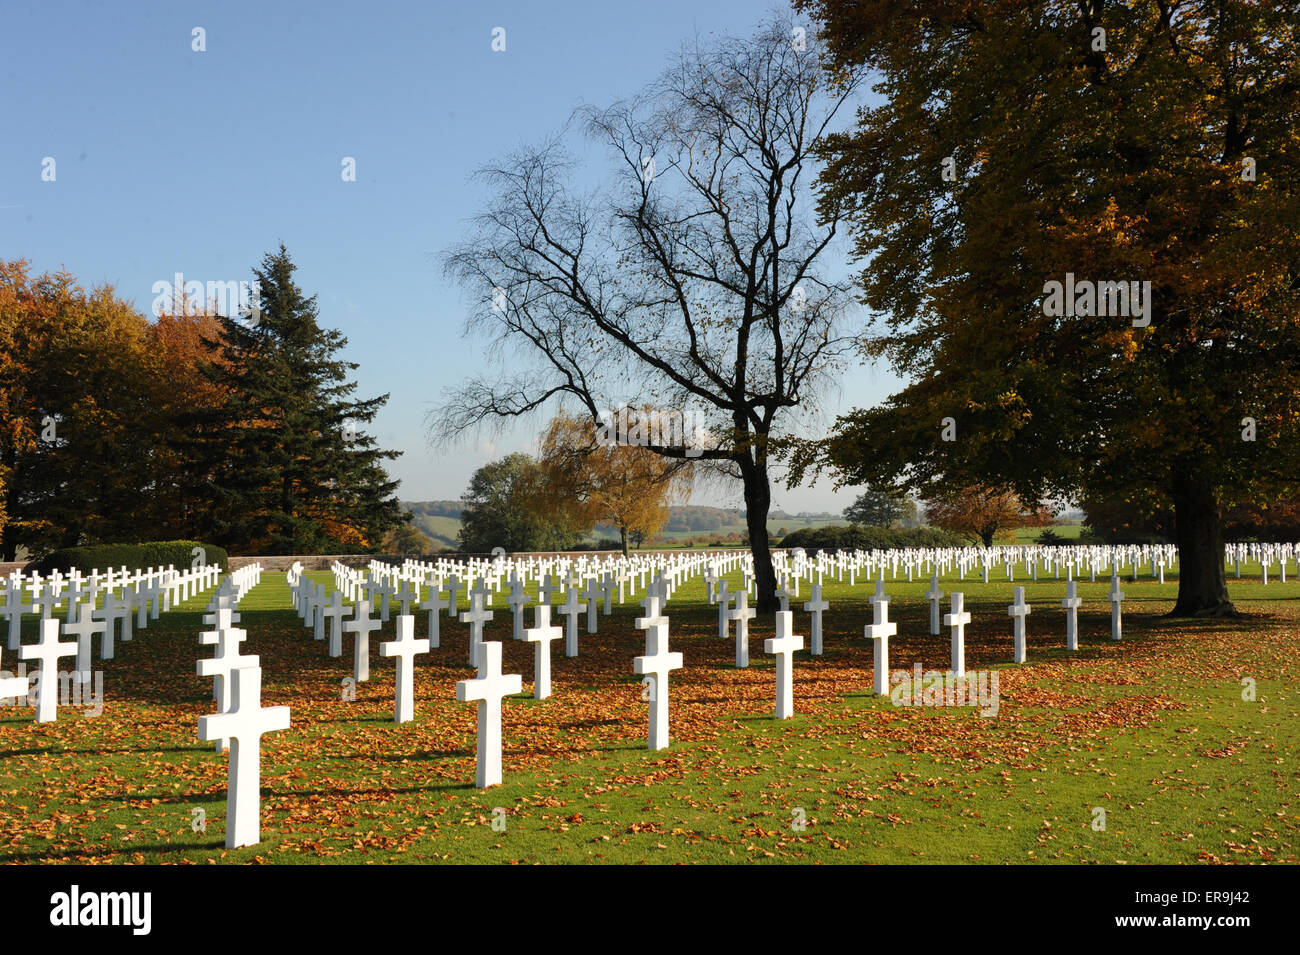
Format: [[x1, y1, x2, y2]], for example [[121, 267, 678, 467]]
[[186, 245, 401, 554]]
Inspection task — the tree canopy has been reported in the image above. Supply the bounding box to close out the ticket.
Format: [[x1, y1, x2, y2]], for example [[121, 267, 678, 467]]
[[458, 453, 582, 554], [798, 0, 1300, 614], [521, 411, 693, 555], [0, 249, 402, 560]]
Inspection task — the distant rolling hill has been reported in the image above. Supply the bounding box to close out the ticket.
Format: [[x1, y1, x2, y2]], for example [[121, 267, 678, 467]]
[[402, 501, 463, 550]]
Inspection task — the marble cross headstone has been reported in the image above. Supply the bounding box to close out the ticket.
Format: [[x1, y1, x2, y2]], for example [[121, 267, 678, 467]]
[[420, 582, 449, 649], [380, 614, 429, 723], [636, 582, 666, 631], [716, 583, 733, 641], [715, 578, 731, 634], [864, 584, 897, 696], [455, 640, 522, 788], [558, 584, 585, 658], [925, 574, 944, 636], [1108, 574, 1124, 641], [198, 622, 256, 752], [775, 579, 793, 613], [446, 572, 460, 617], [633, 620, 683, 750], [521, 603, 562, 699], [32, 585, 61, 621], [944, 592, 971, 678], [19, 619, 77, 722], [373, 578, 396, 623], [599, 574, 615, 614], [344, 598, 382, 682], [3, 584, 31, 650], [764, 611, 804, 720], [803, 584, 829, 656], [395, 580, 418, 618], [197, 665, 290, 849], [322, 590, 346, 657], [62, 601, 106, 685], [1008, 585, 1031, 663], [1062, 580, 1082, 651], [459, 590, 495, 666], [728, 590, 756, 668], [582, 576, 601, 634], [506, 575, 530, 641]]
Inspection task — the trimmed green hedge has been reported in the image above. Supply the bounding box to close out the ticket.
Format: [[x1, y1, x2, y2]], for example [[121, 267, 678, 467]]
[[32, 540, 229, 576], [778, 524, 966, 554]]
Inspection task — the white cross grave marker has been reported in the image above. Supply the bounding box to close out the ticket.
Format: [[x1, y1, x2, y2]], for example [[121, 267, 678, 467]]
[[3, 584, 31, 650], [926, 574, 944, 636], [728, 590, 756, 668], [765, 611, 803, 720], [344, 598, 382, 682], [1008, 585, 1031, 663], [558, 584, 586, 658], [865, 585, 897, 696], [322, 590, 346, 657], [506, 575, 530, 640], [62, 601, 105, 686], [633, 620, 683, 750], [1109, 574, 1124, 641], [1062, 580, 1082, 651], [521, 603, 562, 699], [945, 592, 971, 678], [420, 582, 449, 649], [198, 622, 256, 752], [197, 665, 290, 849], [380, 614, 429, 723], [19, 619, 77, 722], [804, 584, 830, 656], [455, 640, 522, 788], [459, 590, 495, 666]]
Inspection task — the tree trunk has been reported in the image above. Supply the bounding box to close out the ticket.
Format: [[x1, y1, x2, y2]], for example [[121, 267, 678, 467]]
[[619, 524, 629, 557], [740, 453, 778, 612], [1169, 471, 1235, 617]]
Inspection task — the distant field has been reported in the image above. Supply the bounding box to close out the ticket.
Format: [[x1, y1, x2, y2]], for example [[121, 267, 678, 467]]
[[1011, 522, 1085, 544], [406, 509, 1085, 551], [406, 508, 847, 550], [409, 514, 461, 550], [653, 515, 844, 542]]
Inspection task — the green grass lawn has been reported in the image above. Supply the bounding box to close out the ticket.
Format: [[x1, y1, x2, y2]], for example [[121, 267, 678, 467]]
[[1012, 522, 1087, 544], [0, 561, 1295, 863]]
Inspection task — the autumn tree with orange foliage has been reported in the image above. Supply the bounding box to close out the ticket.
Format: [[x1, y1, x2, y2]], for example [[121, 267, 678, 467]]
[[523, 412, 693, 555], [0, 253, 400, 559], [0, 260, 164, 557], [925, 485, 1052, 548], [800, 0, 1300, 615]]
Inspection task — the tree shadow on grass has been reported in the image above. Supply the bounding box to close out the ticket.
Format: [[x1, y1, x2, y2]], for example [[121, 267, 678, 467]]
[[0, 839, 226, 863], [263, 781, 478, 798]]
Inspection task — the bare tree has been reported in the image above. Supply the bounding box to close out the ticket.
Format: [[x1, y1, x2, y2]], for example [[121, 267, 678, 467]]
[[433, 15, 862, 611]]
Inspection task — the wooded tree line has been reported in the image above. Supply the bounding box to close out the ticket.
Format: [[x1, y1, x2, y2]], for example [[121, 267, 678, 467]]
[[0, 246, 402, 560]]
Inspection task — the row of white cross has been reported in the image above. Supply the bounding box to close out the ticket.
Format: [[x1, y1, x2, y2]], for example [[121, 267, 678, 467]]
[[190, 568, 280, 849], [2, 541, 1192, 851], [1, 563, 222, 651], [0, 563, 228, 722]]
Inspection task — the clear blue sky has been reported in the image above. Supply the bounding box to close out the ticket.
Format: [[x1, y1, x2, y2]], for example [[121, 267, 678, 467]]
[[1, 0, 902, 515]]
